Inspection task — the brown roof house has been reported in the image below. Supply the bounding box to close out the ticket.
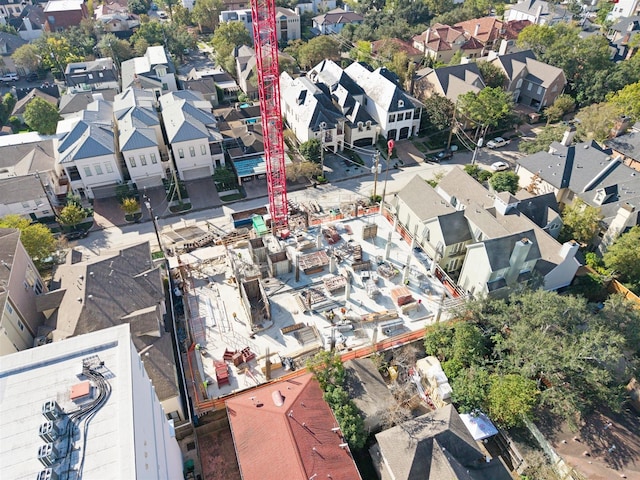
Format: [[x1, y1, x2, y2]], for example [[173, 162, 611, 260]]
[[372, 404, 512, 480], [226, 372, 362, 480], [454, 17, 532, 57], [43, 0, 89, 32], [413, 62, 485, 103], [412, 24, 467, 63], [11, 88, 58, 121]]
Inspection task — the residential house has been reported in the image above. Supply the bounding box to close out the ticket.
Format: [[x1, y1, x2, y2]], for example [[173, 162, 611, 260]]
[[114, 87, 166, 189], [312, 7, 363, 34], [186, 66, 241, 104], [344, 62, 423, 141], [0, 0, 25, 17], [0, 135, 65, 205], [607, 16, 640, 61], [505, 0, 572, 26], [0, 228, 48, 356], [11, 88, 58, 122], [454, 17, 532, 57], [280, 72, 346, 152], [489, 49, 566, 112], [607, 0, 640, 22], [0, 324, 183, 479], [413, 63, 485, 104], [412, 24, 467, 63], [43, 0, 89, 32], [56, 99, 123, 200], [13, 85, 60, 105], [0, 32, 28, 75], [37, 242, 186, 423], [307, 59, 379, 147], [606, 129, 640, 172], [121, 45, 178, 97], [0, 175, 53, 221], [436, 167, 579, 292], [235, 45, 258, 100], [516, 129, 640, 251], [371, 38, 423, 64], [159, 90, 225, 180], [94, 0, 139, 33], [371, 404, 511, 480], [393, 175, 472, 273], [65, 58, 119, 92], [295, 0, 336, 14], [9, 5, 45, 41], [58, 89, 118, 117], [226, 372, 362, 480], [344, 358, 395, 433], [182, 76, 219, 105], [219, 7, 300, 42]]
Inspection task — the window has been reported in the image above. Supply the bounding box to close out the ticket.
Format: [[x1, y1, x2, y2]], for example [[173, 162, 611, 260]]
[[189, 147, 196, 157], [537, 86, 543, 95], [105, 162, 113, 173], [25, 265, 36, 288], [98, 72, 103, 78], [35, 279, 43, 295], [88, 73, 93, 79], [398, 100, 404, 108], [150, 153, 157, 164], [397, 113, 404, 121], [516, 78, 523, 89], [389, 114, 396, 123], [527, 82, 532, 91], [200, 145, 207, 155], [83, 166, 93, 177], [140, 155, 147, 166], [178, 148, 184, 158], [22, 201, 30, 209], [17, 319, 24, 331], [6, 302, 13, 314], [406, 111, 413, 120], [94, 164, 103, 175]]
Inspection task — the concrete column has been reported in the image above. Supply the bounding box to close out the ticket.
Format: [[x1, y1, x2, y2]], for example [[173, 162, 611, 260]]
[[329, 255, 336, 273], [384, 231, 392, 260], [316, 232, 322, 249], [345, 280, 351, 301]]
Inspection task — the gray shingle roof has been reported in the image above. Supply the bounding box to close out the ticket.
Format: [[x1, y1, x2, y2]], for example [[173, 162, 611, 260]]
[[491, 49, 565, 88], [397, 175, 455, 221], [0, 175, 46, 205], [438, 210, 473, 244], [59, 89, 118, 116], [0, 139, 56, 174], [606, 131, 640, 162], [160, 91, 221, 143], [482, 230, 541, 271], [344, 358, 394, 432]]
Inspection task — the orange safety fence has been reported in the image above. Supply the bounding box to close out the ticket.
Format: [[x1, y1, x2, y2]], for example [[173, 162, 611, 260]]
[[188, 326, 427, 414]]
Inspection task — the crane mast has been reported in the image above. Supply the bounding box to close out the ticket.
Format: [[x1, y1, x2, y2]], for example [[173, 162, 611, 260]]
[[250, 0, 289, 234]]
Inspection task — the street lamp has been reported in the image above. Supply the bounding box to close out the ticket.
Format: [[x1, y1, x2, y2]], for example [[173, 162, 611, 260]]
[[380, 139, 394, 215], [144, 195, 163, 253]]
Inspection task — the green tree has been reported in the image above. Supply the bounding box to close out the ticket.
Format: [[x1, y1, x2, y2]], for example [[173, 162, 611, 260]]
[[121, 197, 140, 216], [297, 36, 340, 69], [211, 21, 252, 69], [450, 366, 491, 413], [97, 34, 134, 66], [128, 0, 151, 14], [424, 323, 454, 361], [35, 35, 83, 78], [608, 81, 640, 123], [519, 124, 567, 154], [559, 198, 602, 245], [23, 97, 60, 135], [11, 44, 41, 72], [575, 102, 624, 143], [306, 350, 345, 391], [603, 226, 640, 290], [489, 171, 519, 195], [171, 3, 192, 27], [350, 40, 374, 64], [130, 20, 167, 47], [452, 322, 486, 367], [0, 215, 57, 269], [192, 0, 222, 32], [458, 87, 514, 137], [299, 138, 321, 163], [477, 60, 506, 89], [286, 160, 321, 181], [544, 94, 575, 125], [58, 203, 86, 230], [421, 93, 455, 132], [486, 374, 539, 427]]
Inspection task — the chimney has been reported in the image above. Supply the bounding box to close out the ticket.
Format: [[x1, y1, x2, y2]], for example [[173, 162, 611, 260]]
[[506, 237, 532, 286], [559, 240, 579, 260], [535, 4, 543, 23], [474, 23, 481, 37], [610, 115, 631, 138], [599, 203, 636, 253], [561, 126, 576, 147], [499, 38, 509, 55]]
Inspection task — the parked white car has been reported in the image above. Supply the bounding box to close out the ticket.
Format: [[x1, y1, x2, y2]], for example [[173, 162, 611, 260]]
[[0, 73, 19, 83], [490, 161, 509, 172], [486, 137, 510, 149]]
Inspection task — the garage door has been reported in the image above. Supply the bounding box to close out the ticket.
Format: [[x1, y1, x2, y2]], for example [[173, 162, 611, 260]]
[[91, 183, 119, 199], [182, 167, 211, 180], [134, 175, 164, 190]]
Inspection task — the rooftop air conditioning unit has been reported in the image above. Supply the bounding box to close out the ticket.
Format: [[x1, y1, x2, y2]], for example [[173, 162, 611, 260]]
[[37, 468, 59, 480], [37, 443, 59, 468], [42, 400, 61, 421], [39, 421, 62, 443]]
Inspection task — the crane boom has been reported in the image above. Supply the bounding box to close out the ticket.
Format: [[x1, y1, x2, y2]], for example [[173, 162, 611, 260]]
[[250, 0, 289, 233]]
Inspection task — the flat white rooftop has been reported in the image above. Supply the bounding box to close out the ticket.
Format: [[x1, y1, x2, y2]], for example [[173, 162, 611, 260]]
[[0, 324, 136, 480]]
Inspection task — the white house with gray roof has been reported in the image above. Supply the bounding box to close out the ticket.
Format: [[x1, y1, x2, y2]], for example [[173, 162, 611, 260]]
[[159, 90, 225, 180], [121, 45, 177, 97], [56, 99, 123, 200], [343, 62, 423, 141], [516, 130, 640, 251], [505, 0, 572, 26], [114, 88, 166, 189], [280, 72, 346, 152]]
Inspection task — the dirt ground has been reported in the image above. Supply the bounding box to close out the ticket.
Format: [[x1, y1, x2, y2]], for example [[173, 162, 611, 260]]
[[196, 417, 242, 480]]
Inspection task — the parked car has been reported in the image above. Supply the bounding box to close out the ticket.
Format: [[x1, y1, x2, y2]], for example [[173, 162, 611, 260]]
[[490, 161, 509, 172], [64, 230, 89, 241], [158, 10, 167, 18], [486, 137, 510, 149], [429, 146, 457, 162], [0, 73, 19, 83], [26, 72, 39, 82]]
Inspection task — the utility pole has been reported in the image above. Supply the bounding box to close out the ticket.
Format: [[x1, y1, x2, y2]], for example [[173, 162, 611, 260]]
[[446, 105, 457, 151], [471, 137, 483, 165], [144, 195, 163, 253], [380, 139, 394, 217], [371, 150, 381, 200], [319, 125, 325, 177]]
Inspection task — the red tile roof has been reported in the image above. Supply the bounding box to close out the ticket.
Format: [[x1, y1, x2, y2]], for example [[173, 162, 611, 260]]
[[226, 373, 362, 480]]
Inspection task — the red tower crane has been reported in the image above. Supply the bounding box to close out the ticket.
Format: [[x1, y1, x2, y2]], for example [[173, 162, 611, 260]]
[[250, 0, 289, 234]]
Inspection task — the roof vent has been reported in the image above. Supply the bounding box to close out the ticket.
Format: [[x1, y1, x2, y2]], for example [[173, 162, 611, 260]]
[[584, 144, 589, 149], [272, 390, 285, 407]]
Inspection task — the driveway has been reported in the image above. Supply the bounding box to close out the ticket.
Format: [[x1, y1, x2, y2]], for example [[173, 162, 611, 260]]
[[394, 140, 425, 167], [185, 177, 222, 211]]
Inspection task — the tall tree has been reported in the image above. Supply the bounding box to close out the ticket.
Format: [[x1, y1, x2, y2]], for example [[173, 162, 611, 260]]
[[575, 102, 624, 142], [211, 21, 252, 72], [297, 36, 341, 69], [458, 87, 514, 137], [608, 81, 640, 123], [486, 374, 539, 427], [11, 44, 41, 72], [603, 225, 640, 291], [0, 215, 57, 269], [559, 198, 602, 245], [24, 98, 60, 135], [477, 61, 506, 89], [421, 93, 455, 131], [58, 203, 86, 230], [97, 33, 134, 65], [191, 0, 222, 32], [519, 124, 567, 154]]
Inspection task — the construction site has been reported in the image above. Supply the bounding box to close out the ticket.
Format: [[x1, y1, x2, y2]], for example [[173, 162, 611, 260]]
[[166, 203, 467, 415]]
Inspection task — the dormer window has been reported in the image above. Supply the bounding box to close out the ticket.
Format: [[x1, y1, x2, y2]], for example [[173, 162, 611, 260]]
[[156, 66, 166, 77], [398, 99, 404, 108]]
